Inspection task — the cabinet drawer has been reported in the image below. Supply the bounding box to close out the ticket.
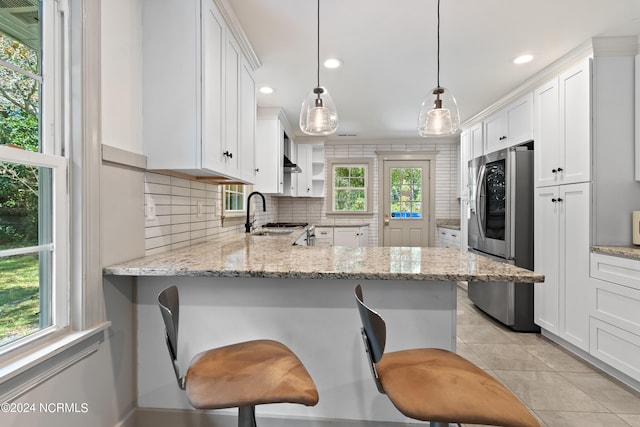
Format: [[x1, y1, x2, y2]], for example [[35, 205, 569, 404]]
[[316, 227, 334, 239], [591, 253, 640, 291], [591, 278, 640, 336], [590, 317, 640, 382]]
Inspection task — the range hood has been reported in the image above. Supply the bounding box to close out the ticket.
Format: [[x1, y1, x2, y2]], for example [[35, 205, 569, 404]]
[[283, 155, 302, 173]]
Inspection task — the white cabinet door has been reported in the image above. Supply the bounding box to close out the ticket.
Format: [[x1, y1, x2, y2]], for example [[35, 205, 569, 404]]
[[332, 226, 369, 247], [534, 186, 560, 333], [484, 93, 533, 154], [459, 130, 471, 198], [560, 60, 591, 185], [334, 227, 359, 247], [201, 0, 226, 173], [470, 122, 484, 160], [484, 111, 506, 154], [534, 183, 590, 350], [253, 110, 285, 194], [295, 144, 313, 197], [560, 183, 591, 350], [239, 58, 256, 182], [534, 77, 561, 187], [534, 59, 591, 188]]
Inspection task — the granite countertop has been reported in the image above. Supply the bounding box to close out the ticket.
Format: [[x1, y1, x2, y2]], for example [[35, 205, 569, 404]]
[[592, 245, 640, 261], [104, 229, 543, 283], [436, 219, 461, 230], [315, 223, 370, 228]]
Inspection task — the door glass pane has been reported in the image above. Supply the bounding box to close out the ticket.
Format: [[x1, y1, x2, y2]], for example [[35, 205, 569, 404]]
[[484, 159, 506, 240], [390, 167, 422, 219]]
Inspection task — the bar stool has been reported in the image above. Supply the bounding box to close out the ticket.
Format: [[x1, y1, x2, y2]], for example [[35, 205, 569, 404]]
[[158, 285, 319, 427], [354, 285, 540, 427]]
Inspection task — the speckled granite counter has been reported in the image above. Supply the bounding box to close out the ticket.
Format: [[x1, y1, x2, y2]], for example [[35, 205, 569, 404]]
[[104, 230, 542, 282], [592, 245, 640, 261], [436, 219, 461, 230], [120, 229, 542, 421]]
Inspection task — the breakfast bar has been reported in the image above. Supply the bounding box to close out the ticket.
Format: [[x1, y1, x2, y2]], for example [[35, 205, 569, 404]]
[[104, 230, 543, 423]]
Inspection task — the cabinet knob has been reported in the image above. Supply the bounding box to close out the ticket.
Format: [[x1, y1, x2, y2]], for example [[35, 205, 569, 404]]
[[552, 169, 557, 173], [255, 168, 260, 172], [557, 197, 563, 202], [557, 167, 563, 172], [223, 151, 233, 158], [551, 198, 557, 203]]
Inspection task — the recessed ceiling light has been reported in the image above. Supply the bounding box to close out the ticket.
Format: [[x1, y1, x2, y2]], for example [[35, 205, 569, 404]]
[[259, 86, 275, 94], [323, 58, 343, 69], [513, 54, 533, 65]]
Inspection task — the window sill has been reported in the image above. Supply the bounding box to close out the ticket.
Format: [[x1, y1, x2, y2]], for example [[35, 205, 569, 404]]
[[0, 322, 110, 402], [326, 212, 375, 217]]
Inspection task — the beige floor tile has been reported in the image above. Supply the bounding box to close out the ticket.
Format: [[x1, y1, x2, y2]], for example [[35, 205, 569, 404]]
[[467, 343, 553, 371], [493, 370, 609, 412], [456, 323, 520, 344], [523, 342, 596, 373], [455, 341, 490, 369], [559, 371, 640, 414], [618, 413, 640, 426], [535, 411, 631, 427]]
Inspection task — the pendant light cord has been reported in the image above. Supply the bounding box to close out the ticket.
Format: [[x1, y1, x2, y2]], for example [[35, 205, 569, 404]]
[[317, 0, 320, 89], [436, 0, 440, 88]]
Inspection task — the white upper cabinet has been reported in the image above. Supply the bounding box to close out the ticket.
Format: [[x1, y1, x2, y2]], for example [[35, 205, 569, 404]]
[[534, 59, 591, 187], [484, 93, 533, 154], [253, 108, 287, 194], [293, 143, 325, 198], [143, 0, 257, 182]]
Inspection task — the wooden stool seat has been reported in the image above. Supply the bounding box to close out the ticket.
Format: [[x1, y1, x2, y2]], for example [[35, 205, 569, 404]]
[[377, 348, 539, 427], [158, 285, 319, 426], [354, 285, 540, 427], [186, 339, 319, 410]]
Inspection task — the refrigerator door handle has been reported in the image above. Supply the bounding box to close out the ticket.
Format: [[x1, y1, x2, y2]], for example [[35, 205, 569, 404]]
[[475, 163, 486, 240]]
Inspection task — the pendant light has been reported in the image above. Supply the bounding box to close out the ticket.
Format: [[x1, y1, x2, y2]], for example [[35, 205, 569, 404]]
[[417, 0, 460, 137], [299, 0, 338, 136]]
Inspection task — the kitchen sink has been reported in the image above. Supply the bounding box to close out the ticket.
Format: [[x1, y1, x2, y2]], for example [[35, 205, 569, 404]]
[[252, 229, 294, 236]]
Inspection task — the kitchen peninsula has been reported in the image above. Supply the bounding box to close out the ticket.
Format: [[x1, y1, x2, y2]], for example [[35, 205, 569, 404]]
[[104, 230, 543, 423]]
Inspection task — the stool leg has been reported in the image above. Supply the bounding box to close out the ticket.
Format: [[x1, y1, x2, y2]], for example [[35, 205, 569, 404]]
[[429, 423, 456, 427], [238, 406, 256, 427]]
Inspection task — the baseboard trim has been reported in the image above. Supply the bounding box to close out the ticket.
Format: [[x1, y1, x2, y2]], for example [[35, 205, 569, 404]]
[[118, 407, 420, 427]]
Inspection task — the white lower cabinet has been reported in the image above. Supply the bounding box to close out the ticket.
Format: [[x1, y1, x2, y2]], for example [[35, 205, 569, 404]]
[[534, 182, 591, 351], [590, 253, 640, 382], [334, 226, 369, 247], [314, 227, 334, 247], [435, 226, 461, 248], [314, 226, 369, 247]]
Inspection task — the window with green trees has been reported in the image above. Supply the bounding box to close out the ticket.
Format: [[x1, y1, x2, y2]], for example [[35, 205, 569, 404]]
[[0, 1, 67, 350]]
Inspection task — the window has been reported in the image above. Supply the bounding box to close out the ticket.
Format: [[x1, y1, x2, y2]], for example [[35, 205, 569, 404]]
[[0, 1, 68, 353], [327, 158, 374, 214], [223, 184, 245, 213]]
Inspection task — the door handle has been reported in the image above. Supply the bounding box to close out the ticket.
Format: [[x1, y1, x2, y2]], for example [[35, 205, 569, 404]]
[[384, 214, 390, 226]]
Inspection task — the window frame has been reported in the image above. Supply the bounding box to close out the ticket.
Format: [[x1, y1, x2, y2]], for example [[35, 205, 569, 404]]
[[222, 184, 246, 217], [326, 157, 374, 215], [0, 0, 109, 400]]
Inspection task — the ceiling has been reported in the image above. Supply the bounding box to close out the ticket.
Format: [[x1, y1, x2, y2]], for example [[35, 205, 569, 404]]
[[227, 0, 640, 142]]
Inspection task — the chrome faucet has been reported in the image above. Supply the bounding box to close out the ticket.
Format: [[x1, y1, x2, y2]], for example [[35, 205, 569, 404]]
[[245, 191, 266, 233]]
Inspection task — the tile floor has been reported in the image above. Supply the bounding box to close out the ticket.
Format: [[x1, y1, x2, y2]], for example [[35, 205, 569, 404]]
[[455, 285, 640, 427]]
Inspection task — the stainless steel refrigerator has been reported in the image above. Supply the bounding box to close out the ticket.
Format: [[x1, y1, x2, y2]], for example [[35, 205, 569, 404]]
[[467, 144, 538, 331]]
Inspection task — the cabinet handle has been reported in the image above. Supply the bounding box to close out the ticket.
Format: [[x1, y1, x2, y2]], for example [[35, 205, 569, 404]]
[[499, 136, 507, 141], [223, 151, 233, 158]]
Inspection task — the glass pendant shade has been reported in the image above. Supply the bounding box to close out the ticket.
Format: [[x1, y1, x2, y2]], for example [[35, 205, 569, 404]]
[[299, 86, 338, 136], [417, 86, 460, 137]]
